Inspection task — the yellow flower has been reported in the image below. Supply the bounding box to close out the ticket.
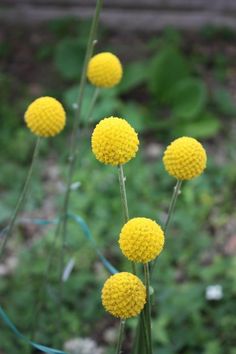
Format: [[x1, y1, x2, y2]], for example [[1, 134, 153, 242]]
[[24, 97, 66, 137], [102, 272, 146, 319], [119, 217, 165, 263], [91, 117, 139, 165], [87, 52, 123, 88], [163, 137, 207, 180]]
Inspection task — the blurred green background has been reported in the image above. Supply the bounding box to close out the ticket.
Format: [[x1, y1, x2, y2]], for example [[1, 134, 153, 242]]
[[0, 18, 236, 354]]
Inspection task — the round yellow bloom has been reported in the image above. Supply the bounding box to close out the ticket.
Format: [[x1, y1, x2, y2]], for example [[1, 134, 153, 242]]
[[163, 137, 207, 180], [24, 97, 66, 137], [119, 217, 165, 263], [91, 117, 139, 165], [87, 52, 123, 88], [102, 272, 146, 319]]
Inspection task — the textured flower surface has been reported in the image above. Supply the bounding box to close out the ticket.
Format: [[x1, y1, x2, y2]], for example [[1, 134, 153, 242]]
[[24, 96, 66, 137], [102, 272, 146, 319], [163, 137, 207, 180], [119, 217, 165, 263], [87, 52, 123, 88], [91, 117, 139, 165]]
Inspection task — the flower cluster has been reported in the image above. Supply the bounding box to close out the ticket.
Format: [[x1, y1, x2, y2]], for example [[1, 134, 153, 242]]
[[91, 117, 139, 166], [87, 52, 123, 88], [24, 96, 66, 137], [119, 217, 165, 263], [163, 137, 207, 180], [101, 272, 146, 319]]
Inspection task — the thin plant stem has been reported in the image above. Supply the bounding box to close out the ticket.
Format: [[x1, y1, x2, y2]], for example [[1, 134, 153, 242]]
[[117, 165, 137, 275], [118, 164, 129, 222], [59, 0, 104, 281], [55, 1, 104, 345], [0, 137, 41, 259], [163, 179, 182, 234], [34, 88, 101, 341], [151, 179, 182, 276], [132, 316, 141, 354], [76, 86, 100, 160], [117, 164, 150, 354], [144, 263, 153, 354], [138, 180, 183, 354], [116, 164, 130, 351], [87, 87, 100, 123], [132, 312, 150, 354], [115, 319, 126, 354], [141, 311, 151, 354]]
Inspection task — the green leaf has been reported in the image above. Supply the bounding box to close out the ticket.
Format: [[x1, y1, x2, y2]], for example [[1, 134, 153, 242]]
[[148, 46, 190, 102], [175, 112, 221, 138], [54, 38, 85, 80], [169, 78, 207, 119], [213, 88, 236, 116], [118, 61, 148, 94]]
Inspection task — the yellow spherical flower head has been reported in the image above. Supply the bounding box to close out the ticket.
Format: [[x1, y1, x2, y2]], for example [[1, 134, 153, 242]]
[[24, 97, 66, 137], [119, 217, 165, 263], [163, 137, 207, 180], [102, 272, 146, 319], [87, 52, 123, 88], [91, 117, 139, 166]]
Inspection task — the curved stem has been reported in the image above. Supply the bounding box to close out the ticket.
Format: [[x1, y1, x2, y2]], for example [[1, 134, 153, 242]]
[[0, 137, 41, 259], [115, 319, 126, 354], [151, 179, 182, 276], [55, 1, 104, 346], [60, 0, 104, 277]]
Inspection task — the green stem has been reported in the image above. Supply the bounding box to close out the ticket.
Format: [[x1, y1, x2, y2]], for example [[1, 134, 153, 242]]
[[87, 87, 100, 123], [132, 312, 150, 354], [0, 137, 41, 259], [118, 164, 129, 222], [59, 0, 104, 280], [115, 319, 126, 354], [132, 317, 141, 354], [163, 179, 182, 234], [141, 311, 151, 354], [55, 1, 103, 345], [117, 165, 137, 275], [144, 263, 153, 354], [118, 164, 149, 353], [151, 179, 182, 276]]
